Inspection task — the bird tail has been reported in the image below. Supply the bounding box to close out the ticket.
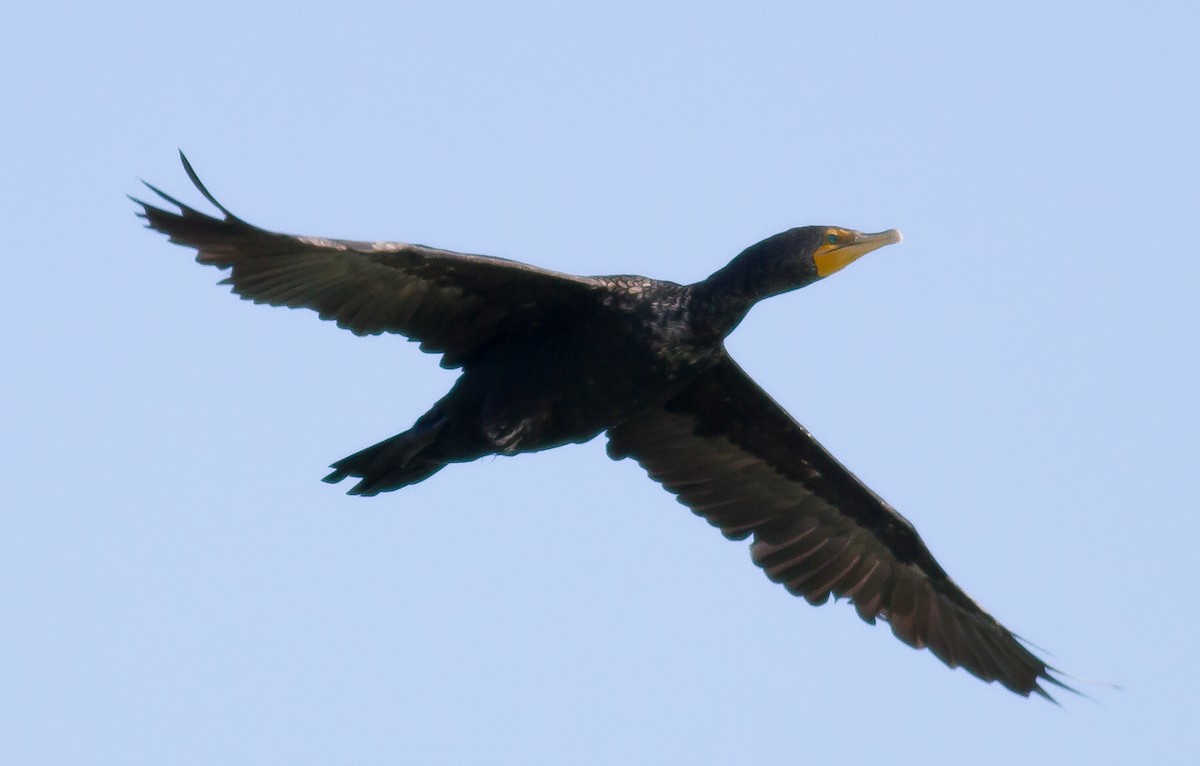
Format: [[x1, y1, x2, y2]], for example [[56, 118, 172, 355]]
[[322, 416, 447, 496]]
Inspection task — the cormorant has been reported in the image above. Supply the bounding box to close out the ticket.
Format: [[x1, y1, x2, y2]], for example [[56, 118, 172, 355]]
[[135, 153, 1068, 700]]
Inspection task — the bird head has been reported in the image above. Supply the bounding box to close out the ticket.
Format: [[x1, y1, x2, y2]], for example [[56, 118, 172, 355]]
[[744, 226, 903, 294], [693, 224, 904, 339]]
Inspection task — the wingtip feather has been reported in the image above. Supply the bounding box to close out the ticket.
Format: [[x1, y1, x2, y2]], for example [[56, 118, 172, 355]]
[[178, 150, 241, 221], [140, 179, 193, 212]]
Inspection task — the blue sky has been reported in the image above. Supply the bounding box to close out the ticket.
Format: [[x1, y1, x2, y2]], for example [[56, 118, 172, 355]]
[[3, 1, 1198, 762]]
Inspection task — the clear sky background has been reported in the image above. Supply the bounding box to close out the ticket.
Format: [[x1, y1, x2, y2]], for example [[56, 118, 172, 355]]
[[3, 1, 1198, 763]]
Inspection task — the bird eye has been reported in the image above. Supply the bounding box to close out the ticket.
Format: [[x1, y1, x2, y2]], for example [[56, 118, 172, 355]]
[[826, 234, 839, 245]]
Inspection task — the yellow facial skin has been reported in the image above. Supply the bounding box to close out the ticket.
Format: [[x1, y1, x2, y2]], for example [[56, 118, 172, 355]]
[[813, 228, 903, 278]]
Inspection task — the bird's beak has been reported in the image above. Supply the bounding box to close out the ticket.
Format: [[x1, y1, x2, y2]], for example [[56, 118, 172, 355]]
[[814, 229, 903, 278]]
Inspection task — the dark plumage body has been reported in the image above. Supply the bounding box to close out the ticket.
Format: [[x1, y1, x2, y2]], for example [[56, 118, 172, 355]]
[[329, 276, 713, 492], [135, 154, 1069, 700]]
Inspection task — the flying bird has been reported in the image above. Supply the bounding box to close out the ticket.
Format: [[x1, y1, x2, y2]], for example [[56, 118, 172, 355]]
[[135, 153, 1068, 700]]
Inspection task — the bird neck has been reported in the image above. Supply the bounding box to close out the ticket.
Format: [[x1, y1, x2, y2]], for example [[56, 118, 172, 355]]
[[687, 262, 775, 341]]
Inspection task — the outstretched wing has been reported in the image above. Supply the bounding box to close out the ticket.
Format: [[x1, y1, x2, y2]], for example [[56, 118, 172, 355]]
[[607, 354, 1069, 699], [134, 153, 606, 368]]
